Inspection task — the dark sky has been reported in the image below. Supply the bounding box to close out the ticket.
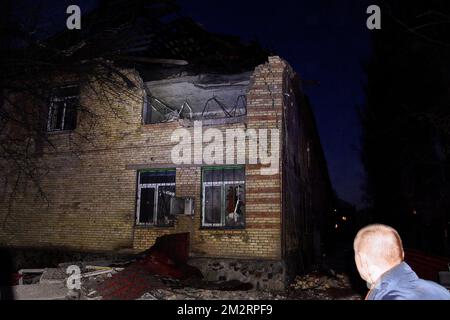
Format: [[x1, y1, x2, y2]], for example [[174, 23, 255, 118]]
[[177, 0, 372, 207], [25, 0, 372, 207]]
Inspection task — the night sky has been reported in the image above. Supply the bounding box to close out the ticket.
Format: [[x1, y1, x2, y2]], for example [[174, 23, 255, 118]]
[[24, 0, 372, 207], [177, 0, 372, 208]]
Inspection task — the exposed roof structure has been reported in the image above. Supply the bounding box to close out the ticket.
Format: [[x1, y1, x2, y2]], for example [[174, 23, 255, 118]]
[[45, 0, 268, 123], [145, 72, 251, 122]]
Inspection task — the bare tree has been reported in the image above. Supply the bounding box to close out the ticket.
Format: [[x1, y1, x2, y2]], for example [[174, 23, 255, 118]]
[[0, 0, 180, 232], [0, 0, 269, 237]]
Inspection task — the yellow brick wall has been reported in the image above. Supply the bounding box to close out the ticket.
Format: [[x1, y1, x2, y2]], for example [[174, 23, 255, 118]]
[[0, 57, 290, 260]]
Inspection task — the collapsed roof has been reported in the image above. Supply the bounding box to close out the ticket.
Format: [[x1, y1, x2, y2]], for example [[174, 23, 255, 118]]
[[144, 72, 251, 123], [50, 0, 271, 74], [1, 0, 270, 124]]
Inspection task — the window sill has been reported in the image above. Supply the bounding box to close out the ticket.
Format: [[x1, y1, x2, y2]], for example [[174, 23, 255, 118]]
[[47, 130, 75, 135], [135, 224, 175, 229], [200, 226, 246, 231], [141, 122, 178, 129]]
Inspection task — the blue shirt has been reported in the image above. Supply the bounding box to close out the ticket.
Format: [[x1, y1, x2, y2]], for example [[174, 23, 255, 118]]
[[367, 262, 450, 300]]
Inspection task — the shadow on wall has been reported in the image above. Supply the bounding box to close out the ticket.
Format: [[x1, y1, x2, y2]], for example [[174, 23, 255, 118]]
[[0, 248, 14, 300]]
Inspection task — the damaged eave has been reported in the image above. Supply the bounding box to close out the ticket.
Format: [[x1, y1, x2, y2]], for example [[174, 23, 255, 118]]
[[119, 57, 189, 66], [178, 115, 247, 127]]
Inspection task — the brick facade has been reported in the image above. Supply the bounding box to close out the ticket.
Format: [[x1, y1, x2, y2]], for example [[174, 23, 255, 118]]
[[0, 57, 330, 286]]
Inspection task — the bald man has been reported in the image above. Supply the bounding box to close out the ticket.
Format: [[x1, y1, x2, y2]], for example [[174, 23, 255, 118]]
[[354, 224, 450, 300]]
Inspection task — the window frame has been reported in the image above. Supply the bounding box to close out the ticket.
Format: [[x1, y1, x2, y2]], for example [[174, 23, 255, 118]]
[[136, 170, 176, 227], [201, 166, 246, 229], [47, 85, 79, 132]]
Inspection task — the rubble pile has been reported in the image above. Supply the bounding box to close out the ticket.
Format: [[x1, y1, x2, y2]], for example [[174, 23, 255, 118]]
[[288, 272, 362, 300], [10, 263, 127, 300], [139, 288, 286, 300], [290, 272, 351, 291], [6, 234, 363, 300]]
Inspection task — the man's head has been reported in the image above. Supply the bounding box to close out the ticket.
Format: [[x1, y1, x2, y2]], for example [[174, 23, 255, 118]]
[[353, 224, 404, 288]]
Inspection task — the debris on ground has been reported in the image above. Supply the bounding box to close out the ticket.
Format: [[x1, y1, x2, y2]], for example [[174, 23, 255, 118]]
[[7, 234, 364, 300], [139, 288, 285, 300], [40, 268, 67, 285], [287, 271, 362, 300], [160, 277, 253, 291], [12, 283, 69, 300], [290, 272, 351, 290], [89, 233, 204, 300], [11, 265, 126, 300]]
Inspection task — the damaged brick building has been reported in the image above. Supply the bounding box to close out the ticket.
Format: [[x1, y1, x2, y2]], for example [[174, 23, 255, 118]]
[[0, 0, 333, 290]]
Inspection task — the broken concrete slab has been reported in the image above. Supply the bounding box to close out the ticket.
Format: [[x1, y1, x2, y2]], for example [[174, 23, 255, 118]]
[[82, 269, 117, 278], [58, 259, 113, 269], [12, 283, 69, 300], [17, 269, 45, 285], [40, 268, 67, 285]]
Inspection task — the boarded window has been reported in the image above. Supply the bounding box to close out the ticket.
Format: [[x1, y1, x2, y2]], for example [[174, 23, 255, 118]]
[[47, 85, 79, 132], [136, 170, 176, 226], [202, 167, 245, 228]]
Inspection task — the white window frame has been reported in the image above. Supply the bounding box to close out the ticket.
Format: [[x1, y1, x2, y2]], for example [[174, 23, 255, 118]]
[[47, 85, 78, 132], [136, 173, 176, 226], [202, 180, 245, 228]]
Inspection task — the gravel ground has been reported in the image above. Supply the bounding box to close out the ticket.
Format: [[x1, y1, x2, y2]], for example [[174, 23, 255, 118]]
[[138, 287, 362, 300], [139, 288, 287, 300], [137, 272, 363, 301]]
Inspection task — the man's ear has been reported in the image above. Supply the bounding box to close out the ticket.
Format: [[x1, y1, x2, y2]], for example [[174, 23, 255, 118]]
[[401, 250, 405, 260], [355, 252, 361, 264], [359, 252, 370, 271]]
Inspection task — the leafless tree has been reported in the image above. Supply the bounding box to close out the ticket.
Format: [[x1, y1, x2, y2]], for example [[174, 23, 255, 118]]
[[0, 0, 179, 232]]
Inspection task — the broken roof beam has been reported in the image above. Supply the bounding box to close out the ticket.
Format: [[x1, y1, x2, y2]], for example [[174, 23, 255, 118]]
[[119, 56, 189, 65], [179, 115, 247, 127]]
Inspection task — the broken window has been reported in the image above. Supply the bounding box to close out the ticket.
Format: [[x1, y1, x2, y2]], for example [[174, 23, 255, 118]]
[[202, 166, 245, 228], [136, 170, 176, 226], [47, 85, 79, 132]]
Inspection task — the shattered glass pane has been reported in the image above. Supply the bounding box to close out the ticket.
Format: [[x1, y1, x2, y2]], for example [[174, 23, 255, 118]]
[[224, 185, 245, 227], [204, 186, 222, 225], [202, 167, 245, 228], [137, 170, 176, 226], [139, 187, 155, 224], [156, 185, 176, 226]]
